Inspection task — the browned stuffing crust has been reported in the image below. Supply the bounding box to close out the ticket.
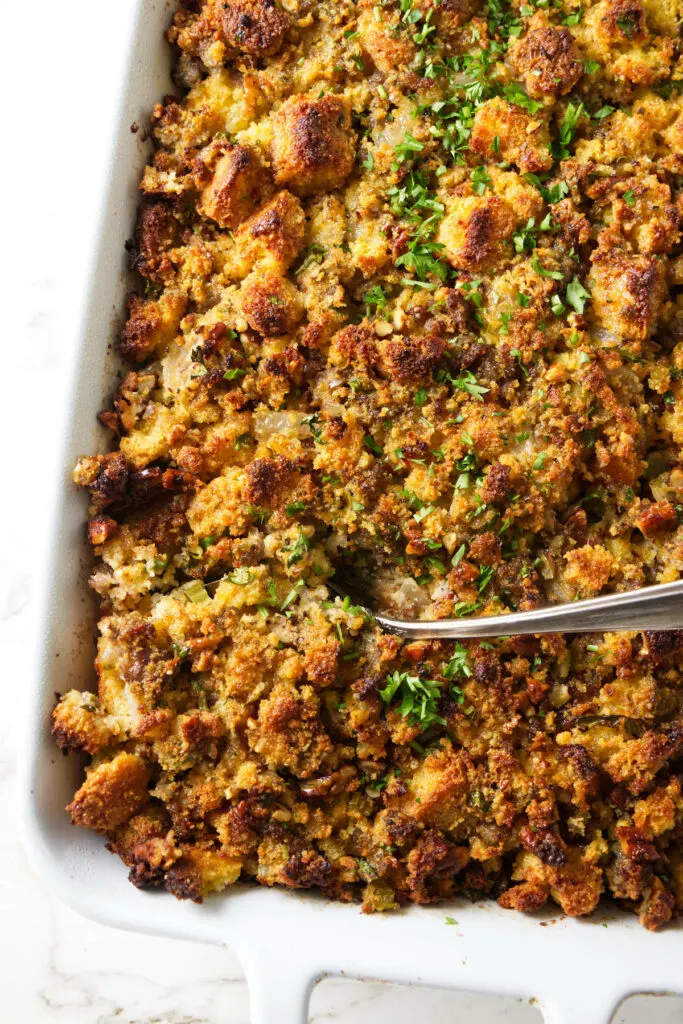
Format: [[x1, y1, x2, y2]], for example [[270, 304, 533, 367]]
[[56, 0, 683, 927]]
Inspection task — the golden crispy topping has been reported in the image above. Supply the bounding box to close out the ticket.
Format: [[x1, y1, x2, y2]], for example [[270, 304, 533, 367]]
[[59, 0, 683, 925]]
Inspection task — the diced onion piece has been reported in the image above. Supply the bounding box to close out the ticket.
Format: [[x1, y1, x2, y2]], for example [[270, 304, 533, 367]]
[[253, 409, 309, 441]]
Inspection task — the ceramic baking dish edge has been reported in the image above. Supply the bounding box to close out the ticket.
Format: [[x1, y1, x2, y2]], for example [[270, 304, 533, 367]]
[[18, 1, 683, 1020]]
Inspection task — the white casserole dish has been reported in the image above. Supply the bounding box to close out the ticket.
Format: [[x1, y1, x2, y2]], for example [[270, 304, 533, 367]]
[[18, 1, 683, 1020]]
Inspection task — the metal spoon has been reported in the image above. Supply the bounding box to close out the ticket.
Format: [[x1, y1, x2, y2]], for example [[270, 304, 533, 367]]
[[329, 578, 683, 639]]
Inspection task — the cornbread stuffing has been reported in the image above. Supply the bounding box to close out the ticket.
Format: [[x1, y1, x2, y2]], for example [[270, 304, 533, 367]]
[[55, 0, 683, 928]]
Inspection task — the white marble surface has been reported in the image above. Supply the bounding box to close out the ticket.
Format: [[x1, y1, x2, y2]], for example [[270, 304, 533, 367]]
[[2, 1, 682, 1020]]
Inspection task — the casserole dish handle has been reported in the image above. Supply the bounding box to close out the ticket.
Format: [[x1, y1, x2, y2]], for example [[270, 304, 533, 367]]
[[243, 947, 317, 1024], [541, 986, 622, 1024], [242, 947, 622, 1024]]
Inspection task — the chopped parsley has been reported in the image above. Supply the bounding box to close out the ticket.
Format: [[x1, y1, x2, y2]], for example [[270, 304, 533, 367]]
[[287, 530, 311, 566], [550, 293, 566, 316], [616, 13, 638, 38], [439, 368, 490, 401], [523, 174, 570, 205], [364, 284, 388, 316], [531, 254, 564, 280], [280, 579, 304, 612], [443, 644, 472, 679], [503, 82, 544, 115], [296, 244, 327, 273], [379, 670, 446, 730], [363, 433, 384, 456], [565, 276, 591, 314], [552, 101, 584, 160], [470, 165, 492, 195], [394, 131, 425, 162]]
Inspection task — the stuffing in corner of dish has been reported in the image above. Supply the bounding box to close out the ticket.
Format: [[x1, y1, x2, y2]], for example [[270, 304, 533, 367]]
[[54, 0, 683, 929]]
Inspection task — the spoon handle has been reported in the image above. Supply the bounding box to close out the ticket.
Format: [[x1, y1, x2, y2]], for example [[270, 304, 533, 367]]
[[374, 580, 683, 639]]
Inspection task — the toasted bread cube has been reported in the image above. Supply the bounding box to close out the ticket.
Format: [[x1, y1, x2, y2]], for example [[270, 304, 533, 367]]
[[588, 252, 667, 341], [235, 190, 306, 269], [563, 543, 616, 596], [641, 0, 680, 33], [377, 334, 445, 385], [416, 0, 477, 33], [108, 808, 180, 889], [240, 270, 304, 336], [510, 24, 583, 98], [469, 97, 553, 174], [611, 176, 679, 255], [186, 467, 251, 538], [185, 846, 243, 895], [593, 0, 648, 44], [119, 291, 186, 363], [512, 848, 603, 917], [87, 515, 118, 546], [67, 752, 149, 832], [52, 690, 122, 755], [135, 201, 182, 283], [400, 743, 471, 827], [438, 194, 517, 271], [611, 39, 674, 86], [498, 881, 550, 913], [197, 144, 268, 229], [271, 95, 356, 196], [633, 780, 682, 839], [221, 0, 289, 56], [357, 6, 420, 84], [250, 681, 331, 776]]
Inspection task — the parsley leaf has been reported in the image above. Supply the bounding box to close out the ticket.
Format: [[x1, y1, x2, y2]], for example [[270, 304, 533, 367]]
[[395, 131, 425, 162], [531, 255, 563, 280], [476, 565, 495, 592], [470, 165, 492, 195], [396, 237, 448, 283], [503, 82, 544, 115], [439, 368, 490, 401], [363, 434, 384, 457], [550, 293, 565, 316], [553, 101, 584, 159], [523, 173, 570, 204], [443, 644, 472, 679], [565, 276, 591, 313], [379, 670, 446, 730], [287, 530, 310, 566], [364, 284, 388, 316], [616, 13, 638, 38]]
